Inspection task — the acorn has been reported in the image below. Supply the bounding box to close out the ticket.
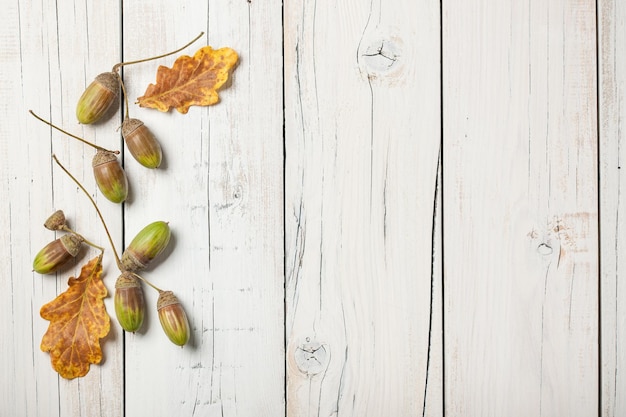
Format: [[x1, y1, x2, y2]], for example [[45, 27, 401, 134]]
[[76, 32, 204, 125], [121, 118, 162, 168], [121, 221, 171, 272], [92, 150, 129, 203], [33, 233, 84, 274], [157, 291, 190, 346], [44, 210, 67, 231], [29, 111, 130, 204], [114, 272, 145, 332], [76, 72, 120, 124]]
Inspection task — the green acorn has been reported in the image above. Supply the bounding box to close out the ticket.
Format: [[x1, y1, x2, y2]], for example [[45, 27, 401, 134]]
[[92, 150, 129, 204], [76, 72, 120, 124], [33, 234, 84, 274], [157, 291, 190, 346], [114, 272, 145, 332], [121, 221, 171, 272], [121, 118, 162, 169]]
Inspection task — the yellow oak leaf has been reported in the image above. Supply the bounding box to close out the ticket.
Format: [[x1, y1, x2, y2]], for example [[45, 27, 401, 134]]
[[40, 255, 110, 379], [137, 45, 238, 114]]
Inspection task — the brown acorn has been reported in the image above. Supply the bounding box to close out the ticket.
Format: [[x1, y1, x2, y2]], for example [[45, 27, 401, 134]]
[[76, 72, 120, 124], [33, 233, 84, 274], [29, 111, 129, 204], [114, 272, 145, 332], [157, 291, 190, 346], [121, 221, 171, 272], [92, 150, 129, 204], [44, 210, 67, 231], [121, 118, 162, 168]]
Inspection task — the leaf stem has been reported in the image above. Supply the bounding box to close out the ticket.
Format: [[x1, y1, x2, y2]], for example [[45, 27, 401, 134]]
[[131, 272, 164, 293], [96, 252, 104, 269], [112, 32, 204, 72], [51, 154, 123, 270], [29, 110, 119, 154]]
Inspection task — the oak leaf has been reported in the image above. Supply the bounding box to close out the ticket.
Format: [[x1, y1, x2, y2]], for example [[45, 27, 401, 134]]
[[40, 255, 110, 379], [137, 45, 238, 114]]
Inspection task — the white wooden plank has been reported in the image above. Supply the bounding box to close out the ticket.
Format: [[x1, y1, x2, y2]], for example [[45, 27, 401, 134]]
[[120, 2, 284, 416], [284, 0, 442, 415], [599, 0, 626, 415], [2, 0, 124, 416], [443, 1, 598, 416], [4, 1, 617, 415]]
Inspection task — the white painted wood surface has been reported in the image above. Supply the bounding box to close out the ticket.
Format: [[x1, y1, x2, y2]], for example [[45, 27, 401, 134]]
[[443, 1, 598, 416], [600, 0, 626, 416], [284, 0, 441, 416], [1, 0, 624, 416], [2, 1, 124, 416], [120, 1, 284, 416]]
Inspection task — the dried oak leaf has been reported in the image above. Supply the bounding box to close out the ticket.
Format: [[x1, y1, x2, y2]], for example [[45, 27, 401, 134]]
[[137, 45, 238, 114], [40, 255, 110, 379]]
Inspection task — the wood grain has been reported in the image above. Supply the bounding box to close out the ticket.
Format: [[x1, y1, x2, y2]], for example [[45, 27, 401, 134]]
[[120, 1, 284, 416], [599, 0, 626, 415], [2, 0, 621, 415], [443, 0, 598, 415], [1, 0, 124, 415], [284, 0, 442, 415]]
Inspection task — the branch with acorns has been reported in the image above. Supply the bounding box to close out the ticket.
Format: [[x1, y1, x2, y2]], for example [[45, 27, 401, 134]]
[[27, 31, 240, 379], [33, 155, 191, 373]]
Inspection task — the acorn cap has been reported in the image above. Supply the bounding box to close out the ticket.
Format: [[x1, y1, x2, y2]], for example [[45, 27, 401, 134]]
[[60, 233, 84, 257], [121, 118, 144, 137], [92, 149, 118, 167], [115, 271, 142, 289], [157, 290, 179, 310], [94, 72, 120, 95], [44, 210, 66, 231]]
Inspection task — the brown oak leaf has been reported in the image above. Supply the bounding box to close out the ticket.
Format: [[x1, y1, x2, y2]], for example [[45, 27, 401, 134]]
[[40, 255, 110, 379], [137, 45, 238, 114]]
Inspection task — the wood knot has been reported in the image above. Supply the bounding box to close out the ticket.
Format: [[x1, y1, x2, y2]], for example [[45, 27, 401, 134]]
[[358, 35, 403, 83], [293, 338, 329, 376], [362, 40, 399, 70], [537, 243, 553, 256]]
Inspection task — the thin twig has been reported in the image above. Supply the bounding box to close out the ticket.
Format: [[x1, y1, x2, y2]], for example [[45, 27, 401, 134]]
[[131, 272, 164, 293], [30, 110, 119, 154], [112, 32, 204, 72], [51, 154, 123, 270]]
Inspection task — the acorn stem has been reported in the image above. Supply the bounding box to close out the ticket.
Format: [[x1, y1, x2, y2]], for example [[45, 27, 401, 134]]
[[51, 154, 124, 270], [112, 32, 204, 72], [131, 272, 164, 293], [117, 72, 130, 121], [61, 226, 106, 253], [29, 110, 120, 154]]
